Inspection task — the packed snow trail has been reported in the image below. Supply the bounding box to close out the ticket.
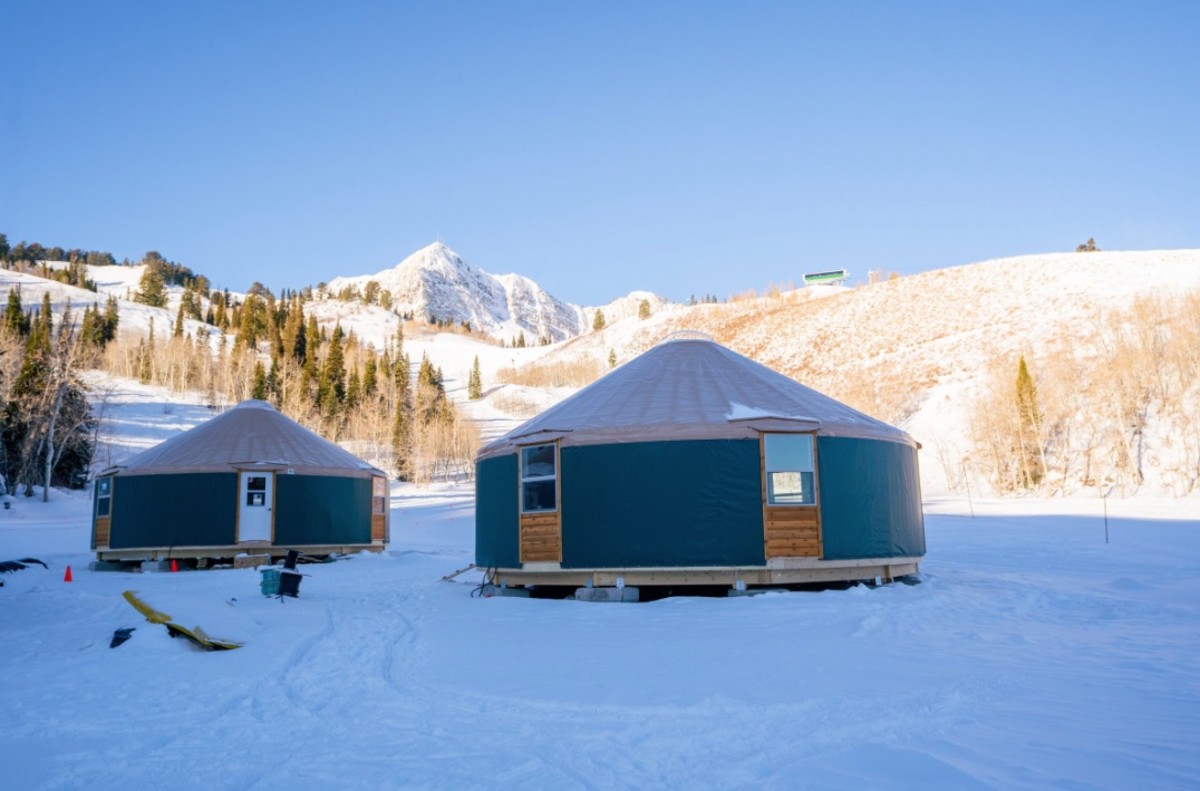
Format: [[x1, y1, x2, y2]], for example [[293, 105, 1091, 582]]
[[2, 489, 1199, 789]]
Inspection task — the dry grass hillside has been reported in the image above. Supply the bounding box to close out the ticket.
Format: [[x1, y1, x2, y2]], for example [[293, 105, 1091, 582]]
[[528, 249, 1200, 496]]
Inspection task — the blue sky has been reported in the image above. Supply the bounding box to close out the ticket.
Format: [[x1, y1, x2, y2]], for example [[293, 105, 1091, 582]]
[[3, 1, 1197, 305]]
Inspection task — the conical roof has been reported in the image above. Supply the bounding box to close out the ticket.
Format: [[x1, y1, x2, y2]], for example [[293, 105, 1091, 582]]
[[478, 338, 914, 460], [106, 400, 383, 477]]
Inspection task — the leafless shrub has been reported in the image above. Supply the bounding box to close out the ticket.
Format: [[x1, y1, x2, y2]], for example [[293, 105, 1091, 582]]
[[496, 357, 602, 389]]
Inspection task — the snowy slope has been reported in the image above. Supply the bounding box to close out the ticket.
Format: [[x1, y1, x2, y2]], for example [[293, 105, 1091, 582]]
[[0, 393, 1197, 789], [540, 249, 1200, 495], [0, 268, 221, 348]]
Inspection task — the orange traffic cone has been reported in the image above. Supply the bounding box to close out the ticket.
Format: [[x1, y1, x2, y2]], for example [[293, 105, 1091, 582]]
[[64, 565, 73, 582], [171, 558, 178, 573]]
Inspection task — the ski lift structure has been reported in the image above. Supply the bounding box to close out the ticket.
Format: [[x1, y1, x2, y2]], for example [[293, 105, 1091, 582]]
[[803, 269, 849, 286]]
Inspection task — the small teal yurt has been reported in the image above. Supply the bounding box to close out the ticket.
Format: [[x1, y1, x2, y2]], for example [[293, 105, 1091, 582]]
[[92, 400, 389, 562], [475, 337, 924, 588]]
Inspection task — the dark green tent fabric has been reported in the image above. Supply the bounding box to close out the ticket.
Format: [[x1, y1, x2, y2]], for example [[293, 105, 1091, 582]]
[[105, 473, 237, 548], [476, 455, 520, 568], [275, 475, 371, 545], [560, 440, 765, 568], [817, 436, 925, 559]]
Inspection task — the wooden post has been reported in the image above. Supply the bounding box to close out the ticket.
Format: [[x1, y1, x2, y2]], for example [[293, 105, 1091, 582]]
[[1103, 490, 1109, 545], [962, 459, 975, 519]]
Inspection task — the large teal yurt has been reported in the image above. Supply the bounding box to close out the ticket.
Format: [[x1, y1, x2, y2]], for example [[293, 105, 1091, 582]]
[[475, 337, 924, 588], [92, 400, 389, 562]]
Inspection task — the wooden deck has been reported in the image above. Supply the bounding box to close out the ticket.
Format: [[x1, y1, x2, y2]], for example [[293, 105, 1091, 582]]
[[492, 557, 921, 588], [94, 542, 386, 562]]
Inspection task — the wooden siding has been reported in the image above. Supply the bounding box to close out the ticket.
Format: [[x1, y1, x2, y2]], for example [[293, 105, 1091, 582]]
[[764, 506, 822, 558], [760, 431, 823, 559], [94, 517, 111, 549], [371, 476, 387, 542], [520, 512, 562, 563]]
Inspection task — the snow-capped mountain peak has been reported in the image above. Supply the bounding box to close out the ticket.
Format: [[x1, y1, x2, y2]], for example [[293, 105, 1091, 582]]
[[326, 242, 659, 343]]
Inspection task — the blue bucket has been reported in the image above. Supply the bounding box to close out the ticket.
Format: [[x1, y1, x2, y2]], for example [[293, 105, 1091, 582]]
[[260, 568, 281, 596]]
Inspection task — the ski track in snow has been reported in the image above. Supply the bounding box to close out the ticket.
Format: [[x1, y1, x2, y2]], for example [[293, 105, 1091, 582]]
[[3, 492, 1199, 788]]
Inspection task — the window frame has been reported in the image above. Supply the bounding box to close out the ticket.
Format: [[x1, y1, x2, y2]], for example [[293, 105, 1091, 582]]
[[519, 442, 559, 514], [96, 476, 113, 518], [372, 476, 387, 516], [762, 432, 818, 507]]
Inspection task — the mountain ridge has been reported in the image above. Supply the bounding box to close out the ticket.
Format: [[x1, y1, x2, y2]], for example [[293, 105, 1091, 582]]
[[326, 241, 668, 343]]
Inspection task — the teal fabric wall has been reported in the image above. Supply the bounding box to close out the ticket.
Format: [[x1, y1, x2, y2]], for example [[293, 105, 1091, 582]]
[[107, 473, 237, 548], [274, 474, 371, 545], [476, 436, 925, 570], [104, 472, 374, 550], [475, 454, 520, 568], [560, 439, 765, 568], [817, 436, 926, 559]]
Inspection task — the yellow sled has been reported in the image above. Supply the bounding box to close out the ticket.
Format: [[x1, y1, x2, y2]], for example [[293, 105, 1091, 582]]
[[122, 590, 243, 651]]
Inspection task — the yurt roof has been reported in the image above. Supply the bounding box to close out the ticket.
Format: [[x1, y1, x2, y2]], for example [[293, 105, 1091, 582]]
[[104, 400, 384, 478], [478, 337, 915, 460]]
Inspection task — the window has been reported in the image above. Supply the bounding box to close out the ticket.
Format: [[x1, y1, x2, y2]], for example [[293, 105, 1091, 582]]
[[96, 477, 112, 517], [246, 475, 267, 507], [520, 443, 557, 513], [372, 477, 387, 515], [764, 434, 815, 505]]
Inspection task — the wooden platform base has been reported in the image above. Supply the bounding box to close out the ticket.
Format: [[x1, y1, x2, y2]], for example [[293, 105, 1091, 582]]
[[95, 542, 385, 563], [492, 557, 921, 588]]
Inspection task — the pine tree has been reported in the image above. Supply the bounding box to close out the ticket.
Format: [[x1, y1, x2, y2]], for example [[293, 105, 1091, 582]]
[[139, 320, 156, 384], [346, 366, 361, 408], [214, 293, 227, 329], [173, 302, 185, 338], [415, 354, 446, 423], [593, 309, 606, 331], [468, 355, 483, 400], [181, 288, 201, 320], [284, 296, 306, 363], [362, 355, 378, 397], [4, 288, 28, 335], [2, 297, 95, 496], [391, 348, 413, 480], [608, 348, 617, 368], [79, 304, 96, 348], [318, 324, 346, 418], [134, 263, 168, 307], [102, 295, 120, 344], [638, 299, 651, 320], [251, 361, 268, 400]]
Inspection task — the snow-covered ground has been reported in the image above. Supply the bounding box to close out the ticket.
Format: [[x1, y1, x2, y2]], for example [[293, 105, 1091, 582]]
[[2, 438, 1198, 787]]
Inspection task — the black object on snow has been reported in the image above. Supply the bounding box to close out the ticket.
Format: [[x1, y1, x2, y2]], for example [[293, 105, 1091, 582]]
[[110, 627, 136, 648], [0, 557, 48, 573], [283, 550, 300, 570], [278, 571, 302, 598]]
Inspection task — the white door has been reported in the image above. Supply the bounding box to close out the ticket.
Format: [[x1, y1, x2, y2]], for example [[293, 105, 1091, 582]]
[[238, 472, 274, 542]]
